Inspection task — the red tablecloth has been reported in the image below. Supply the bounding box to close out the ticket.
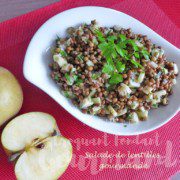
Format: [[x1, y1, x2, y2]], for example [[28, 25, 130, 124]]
[[0, 0, 179, 179]]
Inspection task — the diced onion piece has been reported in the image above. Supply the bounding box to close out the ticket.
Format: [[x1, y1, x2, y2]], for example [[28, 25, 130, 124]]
[[151, 102, 158, 108], [105, 83, 110, 88], [105, 108, 110, 115], [53, 54, 67, 67], [162, 97, 168, 105], [159, 49, 164, 57], [104, 28, 113, 35], [118, 83, 132, 97], [137, 72, 145, 83], [108, 105, 118, 117], [92, 37, 98, 45], [130, 101, 139, 109], [151, 48, 160, 59], [129, 79, 140, 88], [162, 68, 168, 74], [146, 93, 153, 102], [61, 64, 72, 72], [154, 90, 167, 103], [92, 97, 101, 105], [113, 25, 122, 31], [172, 79, 177, 85], [89, 89, 96, 97], [135, 41, 143, 48], [80, 89, 98, 109], [142, 86, 153, 94], [173, 63, 178, 74], [66, 38, 72, 46], [59, 44, 66, 50], [86, 60, 94, 66], [63, 91, 75, 99], [80, 97, 93, 109], [137, 107, 148, 120], [92, 106, 101, 115], [152, 48, 164, 59], [117, 108, 127, 116], [66, 76, 75, 86], [70, 67, 76, 73], [128, 112, 139, 123], [162, 79, 168, 84], [150, 61, 158, 68], [154, 90, 166, 97]]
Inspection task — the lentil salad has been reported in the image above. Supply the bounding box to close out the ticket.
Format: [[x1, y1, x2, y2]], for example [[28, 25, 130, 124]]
[[49, 20, 178, 123]]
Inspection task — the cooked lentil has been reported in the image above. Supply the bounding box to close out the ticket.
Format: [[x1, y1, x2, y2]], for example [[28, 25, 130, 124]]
[[49, 20, 178, 123]]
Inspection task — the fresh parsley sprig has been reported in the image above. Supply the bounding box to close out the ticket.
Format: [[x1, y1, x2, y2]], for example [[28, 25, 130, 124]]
[[94, 28, 149, 85]]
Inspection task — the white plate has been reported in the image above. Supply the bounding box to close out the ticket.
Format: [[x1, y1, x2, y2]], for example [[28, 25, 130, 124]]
[[23, 6, 180, 135]]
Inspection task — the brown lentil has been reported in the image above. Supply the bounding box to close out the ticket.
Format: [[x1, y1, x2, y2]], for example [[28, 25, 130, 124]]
[[50, 20, 178, 124]]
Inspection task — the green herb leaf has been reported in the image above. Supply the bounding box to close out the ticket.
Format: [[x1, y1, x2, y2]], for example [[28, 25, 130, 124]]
[[129, 40, 139, 51], [92, 72, 101, 80], [73, 75, 78, 81], [125, 39, 139, 51], [109, 73, 123, 85], [94, 29, 103, 37], [98, 42, 108, 53], [102, 63, 114, 75], [119, 34, 126, 41], [106, 84, 115, 91], [131, 59, 143, 68], [141, 49, 149, 60], [64, 91, 75, 98], [118, 41, 127, 49], [115, 45, 127, 58], [94, 29, 105, 42], [65, 73, 78, 85], [60, 50, 67, 57], [106, 57, 115, 67], [64, 91, 70, 98], [107, 35, 117, 42], [152, 104, 158, 108], [65, 73, 71, 82], [124, 53, 131, 60], [54, 75, 59, 81], [100, 43, 116, 60], [111, 49, 118, 59], [134, 52, 140, 58], [77, 54, 84, 61], [116, 61, 125, 73], [127, 113, 132, 120], [75, 78, 83, 86]]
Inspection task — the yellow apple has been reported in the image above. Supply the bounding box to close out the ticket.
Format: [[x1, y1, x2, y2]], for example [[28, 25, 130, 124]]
[[0, 67, 23, 126]]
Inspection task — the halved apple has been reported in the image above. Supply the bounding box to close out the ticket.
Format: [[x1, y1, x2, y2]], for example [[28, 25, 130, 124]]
[[1, 112, 72, 180]]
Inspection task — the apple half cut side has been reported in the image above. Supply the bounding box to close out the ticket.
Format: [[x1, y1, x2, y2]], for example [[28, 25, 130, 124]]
[[1, 112, 72, 180]]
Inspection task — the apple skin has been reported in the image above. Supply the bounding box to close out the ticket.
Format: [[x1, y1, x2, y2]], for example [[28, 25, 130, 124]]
[[0, 67, 23, 126]]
